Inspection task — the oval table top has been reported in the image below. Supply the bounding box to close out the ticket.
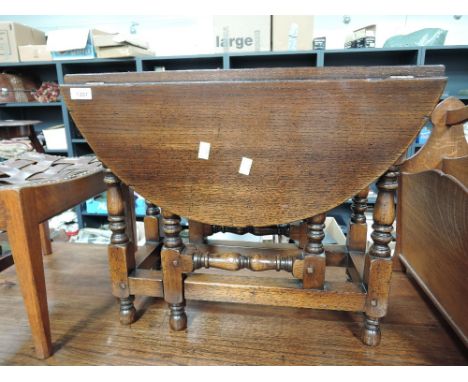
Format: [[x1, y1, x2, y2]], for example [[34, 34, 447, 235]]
[[62, 66, 446, 226]]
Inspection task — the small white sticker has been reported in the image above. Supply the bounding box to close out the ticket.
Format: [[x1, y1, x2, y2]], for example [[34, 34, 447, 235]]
[[239, 157, 253, 175], [70, 87, 92, 100], [198, 141, 211, 160]]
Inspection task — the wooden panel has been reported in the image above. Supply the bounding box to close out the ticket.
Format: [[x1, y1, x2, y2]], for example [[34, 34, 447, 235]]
[[184, 273, 365, 311], [399, 169, 468, 345], [62, 67, 445, 226]]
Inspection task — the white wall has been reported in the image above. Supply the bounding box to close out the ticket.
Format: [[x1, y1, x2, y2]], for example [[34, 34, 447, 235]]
[[1, 15, 467, 55]]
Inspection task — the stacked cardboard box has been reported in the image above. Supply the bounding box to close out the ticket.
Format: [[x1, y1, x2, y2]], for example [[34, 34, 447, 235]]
[[46, 29, 154, 60], [0, 22, 47, 62], [93, 33, 154, 58]]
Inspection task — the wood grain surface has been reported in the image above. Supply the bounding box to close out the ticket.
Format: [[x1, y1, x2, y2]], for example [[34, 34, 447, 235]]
[[62, 66, 445, 226], [0, 241, 466, 365], [399, 167, 468, 346]]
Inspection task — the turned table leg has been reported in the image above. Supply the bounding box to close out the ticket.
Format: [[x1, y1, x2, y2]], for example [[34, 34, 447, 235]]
[[161, 210, 187, 331], [105, 169, 137, 325], [347, 187, 369, 253], [361, 166, 398, 346], [302, 213, 326, 289], [144, 202, 161, 243]]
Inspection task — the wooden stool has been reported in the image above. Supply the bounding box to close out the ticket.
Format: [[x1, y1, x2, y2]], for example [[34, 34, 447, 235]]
[[62, 65, 447, 347], [0, 152, 104, 358]]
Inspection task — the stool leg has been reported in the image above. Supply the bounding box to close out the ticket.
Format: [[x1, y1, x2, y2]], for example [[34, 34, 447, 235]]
[[39, 221, 52, 256], [7, 192, 52, 359], [361, 166, 398, 346], [105, 170, 136, 325], [161, 210, 187, 331]]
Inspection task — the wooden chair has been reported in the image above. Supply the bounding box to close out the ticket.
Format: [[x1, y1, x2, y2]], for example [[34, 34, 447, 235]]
[[395, 97, 468, 346], [0, 152, 104, 358], [0, 119, 52, 255], [62, 65, 446, 346]]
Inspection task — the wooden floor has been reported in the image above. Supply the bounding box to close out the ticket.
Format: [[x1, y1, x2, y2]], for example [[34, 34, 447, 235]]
[[0, 242, 466, 365]]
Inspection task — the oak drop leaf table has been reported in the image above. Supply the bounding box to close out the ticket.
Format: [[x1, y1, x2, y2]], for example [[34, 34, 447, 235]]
[[62, 66, 446, 346]]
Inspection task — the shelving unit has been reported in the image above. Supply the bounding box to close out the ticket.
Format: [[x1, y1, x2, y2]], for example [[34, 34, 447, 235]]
[[1, 46, 467, 228]]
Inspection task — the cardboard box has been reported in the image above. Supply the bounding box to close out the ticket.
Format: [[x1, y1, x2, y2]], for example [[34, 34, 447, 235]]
[[47, 29, 111, 60], [95, 45, 154, 59], [213, 16, 270, 53], [272, 16, 314, 51], [43, 124, 67, 151], [0, 22, 46, 63], [18, 45, 52, 62], [93, 33, 149, 49]]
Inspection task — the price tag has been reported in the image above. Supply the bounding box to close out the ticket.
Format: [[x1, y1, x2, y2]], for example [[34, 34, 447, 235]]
[[70, 87, 92, 100], [239, 157, 253, 175], [198, 141, 211, 160]]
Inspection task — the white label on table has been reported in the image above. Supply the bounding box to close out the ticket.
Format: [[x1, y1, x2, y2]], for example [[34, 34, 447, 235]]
[[239, 157, 253, 175], [70, 87, 92, 100], [198, 141, 211, 160]]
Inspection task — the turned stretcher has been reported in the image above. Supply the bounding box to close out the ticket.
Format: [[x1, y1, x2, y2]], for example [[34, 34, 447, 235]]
[[62, 66, 447, 346]]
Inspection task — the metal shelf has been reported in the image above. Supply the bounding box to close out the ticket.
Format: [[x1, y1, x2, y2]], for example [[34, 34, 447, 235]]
[[0, 101, 62, 107]]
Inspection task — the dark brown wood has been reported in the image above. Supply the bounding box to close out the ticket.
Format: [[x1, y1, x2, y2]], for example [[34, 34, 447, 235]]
[[2, 242, 467, 365], [302, 213, 326, 289], [62, 66, 445, 227], [128, 269, 163, 297], [105, 169, 136, 325], [289, 222, 308, 248], [121, 184, 137, 254], [191, 250, 297, 273], [144, 203, 160, 243], [362, 167, 398, 346], [161, 210, 187, 331], [64, 65, 446, 84], [39, 221, 52, 256], [188, 220, 208, 244], [184, 273, 365, 311], [347, 187, 369, 252], [61, 67, 448, 347]]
